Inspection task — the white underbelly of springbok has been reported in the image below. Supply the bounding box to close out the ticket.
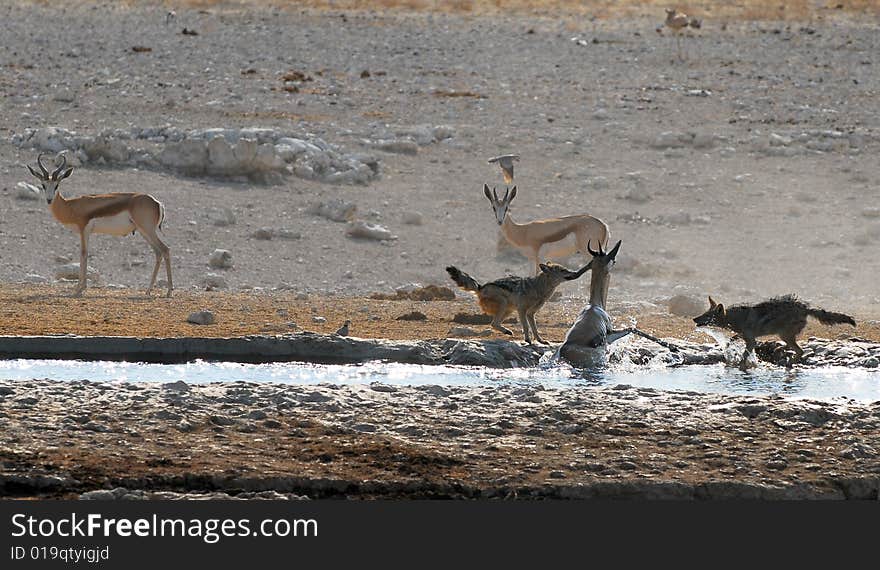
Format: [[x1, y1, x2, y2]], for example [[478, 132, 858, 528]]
[[538, 234, 580, 262], [89, 212, 136, 236]]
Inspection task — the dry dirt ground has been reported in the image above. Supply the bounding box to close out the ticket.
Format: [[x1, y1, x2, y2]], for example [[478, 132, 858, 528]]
[[2, 284, 877, 343], [1, 1, 878, 315]]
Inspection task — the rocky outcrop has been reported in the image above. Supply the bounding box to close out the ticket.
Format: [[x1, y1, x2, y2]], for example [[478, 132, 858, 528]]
[[12, 126, 381, 185], [0, 333, 543, 367]]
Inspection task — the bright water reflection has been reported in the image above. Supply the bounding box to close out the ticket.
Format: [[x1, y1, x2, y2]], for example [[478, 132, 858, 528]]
[[0, 358, 878, 402]]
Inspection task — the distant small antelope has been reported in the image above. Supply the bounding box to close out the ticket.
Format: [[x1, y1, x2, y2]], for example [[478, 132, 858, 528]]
[[483, 184, 610, 276], [447, 261, 589, 344], [556, 240, 677, 366], [27, 153, 173, 297], [664, 8, 697, 60]]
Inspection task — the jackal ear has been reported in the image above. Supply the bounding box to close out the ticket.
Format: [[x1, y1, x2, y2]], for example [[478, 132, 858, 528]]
[[483, 184, 492, 201], [708, 295, 716, 308], [715, 303, 725, 315], [538, 263, 551, 274]]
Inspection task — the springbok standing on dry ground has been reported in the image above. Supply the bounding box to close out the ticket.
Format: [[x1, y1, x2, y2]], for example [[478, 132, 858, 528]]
[[483, 184, 610, 276], [26, 153, 173, 297], [555, 240, 678, 367], [664, 8, 694, 60]]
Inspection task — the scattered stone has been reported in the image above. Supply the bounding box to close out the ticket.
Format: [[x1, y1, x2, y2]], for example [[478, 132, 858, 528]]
[[402, 211, 424, 225], [187, 310, 216, 325], [310, 199, 356, 222], [346, 220, 397, 241], [396, 311, 427, 321], [201, 273, 228, 290], [208, 249, 233, 269], [251, 228, 274, 240]]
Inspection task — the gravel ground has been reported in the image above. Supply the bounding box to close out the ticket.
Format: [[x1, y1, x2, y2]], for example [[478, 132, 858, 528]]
[[0, 2, 878, 315], [2, 379, 879, 499]]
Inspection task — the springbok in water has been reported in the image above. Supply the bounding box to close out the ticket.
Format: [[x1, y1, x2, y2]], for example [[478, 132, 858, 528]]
[[555, 240, 677, 367], [26, 153, 173, 297], [483, 184, 610, 276]]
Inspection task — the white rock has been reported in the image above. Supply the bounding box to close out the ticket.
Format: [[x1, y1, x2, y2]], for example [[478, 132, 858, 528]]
[[346, 220, 397, 241], [208, 249, 233, 269], [201, 273, 228, 290]]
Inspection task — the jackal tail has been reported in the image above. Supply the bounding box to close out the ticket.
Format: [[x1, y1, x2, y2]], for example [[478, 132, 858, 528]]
[[807, 308, 856, 327], [446, 266, 481, 292]]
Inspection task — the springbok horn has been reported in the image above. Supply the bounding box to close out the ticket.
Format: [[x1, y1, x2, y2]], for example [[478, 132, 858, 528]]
[[51, 153, 67, 179], [36, 153, 49, 178], [608, 240, 622, 259], [492, 187, 499, 202], [587, 239, 600, 257]]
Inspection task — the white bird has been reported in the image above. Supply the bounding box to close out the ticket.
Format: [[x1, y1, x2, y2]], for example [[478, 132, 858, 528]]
[[165, 11, 176, 26], [487, 154, 519, 184], [335, 320, 351, 337]]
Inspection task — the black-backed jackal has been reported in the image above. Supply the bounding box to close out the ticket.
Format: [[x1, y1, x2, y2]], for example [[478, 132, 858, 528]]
[[446, 262, 588, 344], [693, 295, 856, 366]]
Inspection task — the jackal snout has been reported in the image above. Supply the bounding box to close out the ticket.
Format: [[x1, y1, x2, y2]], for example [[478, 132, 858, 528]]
[[693, 296, 724, 327]]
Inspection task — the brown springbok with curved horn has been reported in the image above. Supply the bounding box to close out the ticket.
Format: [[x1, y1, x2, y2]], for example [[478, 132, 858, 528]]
[[483, 184, 610, 276], [556, 240, 678, 366], [27, 153, 172, 297]]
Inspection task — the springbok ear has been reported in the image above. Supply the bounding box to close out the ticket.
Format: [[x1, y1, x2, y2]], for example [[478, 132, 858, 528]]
[[708, 296, 716, 308], [27, 165, 42, 179], [59, 167, 73, 180], [509, 186, 517, 201], [483, 184, 493, 201], [607, 240, 622, 259]]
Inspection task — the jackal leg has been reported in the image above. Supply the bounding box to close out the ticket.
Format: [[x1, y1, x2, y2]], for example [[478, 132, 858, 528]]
[[780, 333, 804, 359], [517, 307, 532, 343], [490, 299, 513, 336], [527, 311, 549, 345]]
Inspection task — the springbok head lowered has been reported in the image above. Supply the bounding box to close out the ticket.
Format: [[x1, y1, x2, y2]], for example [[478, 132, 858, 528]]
[[26, 153, 73, 205], [483, 184, 517, 226]]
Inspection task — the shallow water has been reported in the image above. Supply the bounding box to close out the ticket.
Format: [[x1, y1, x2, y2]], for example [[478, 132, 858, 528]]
[[1, 358, 878, 402]]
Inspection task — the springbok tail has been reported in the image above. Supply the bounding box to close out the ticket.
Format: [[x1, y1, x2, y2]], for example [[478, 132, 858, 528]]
[[807, 308, 856, 327], [446, 266, 481, 292]]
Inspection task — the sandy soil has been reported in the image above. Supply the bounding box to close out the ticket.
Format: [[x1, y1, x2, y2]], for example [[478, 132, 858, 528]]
[[2, 284, 877, 343], [1, 1, 878, 315]]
